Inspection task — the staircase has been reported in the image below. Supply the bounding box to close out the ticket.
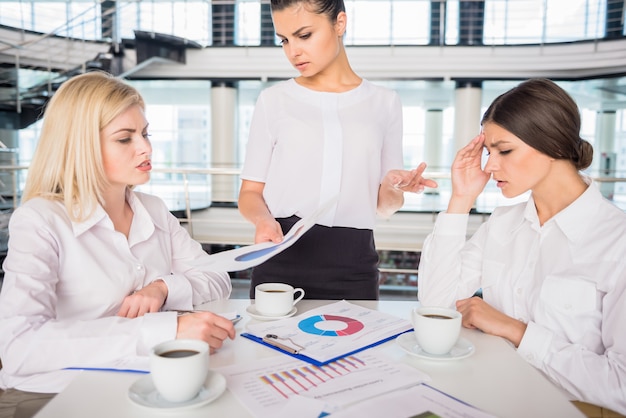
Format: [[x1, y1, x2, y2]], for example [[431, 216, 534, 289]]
[[0, 24, 114, 129]]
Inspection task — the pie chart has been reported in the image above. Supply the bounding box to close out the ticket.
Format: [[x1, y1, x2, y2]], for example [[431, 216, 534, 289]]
[[298, 315, 364, 336]]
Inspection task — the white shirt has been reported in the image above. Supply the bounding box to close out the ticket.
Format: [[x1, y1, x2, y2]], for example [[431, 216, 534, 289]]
[[418, 181, 626, 414], [0, 191, 231, 393], [241, 78, 404, 229]]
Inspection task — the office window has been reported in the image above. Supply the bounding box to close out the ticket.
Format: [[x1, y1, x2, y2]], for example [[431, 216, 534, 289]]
[[484, 0, 606, 44], [344, 0, 430, 45], [236, 0, 261, 45], [118, 1, 210, 45], [391, 0, 430, 45]]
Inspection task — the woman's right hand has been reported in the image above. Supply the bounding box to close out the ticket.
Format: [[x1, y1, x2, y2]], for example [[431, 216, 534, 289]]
[[447, 133, 491, 213], [176, 312, 236, 353], [254, 218, 284, 244], [238, 179, 283, 244]]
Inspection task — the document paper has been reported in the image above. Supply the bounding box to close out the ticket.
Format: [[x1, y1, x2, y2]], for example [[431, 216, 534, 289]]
[[242, 300, 413, 365], [201, 196, 338, 272]]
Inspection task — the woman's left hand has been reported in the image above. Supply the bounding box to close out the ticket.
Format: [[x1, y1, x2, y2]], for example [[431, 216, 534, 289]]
[[455, 296, 527, 347], [117, 280, 168, 318], [384, 162, 438, 194]]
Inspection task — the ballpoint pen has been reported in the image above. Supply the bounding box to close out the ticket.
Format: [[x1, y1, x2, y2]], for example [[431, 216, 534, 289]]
[[175, 311, 242, 324], [262, 334, 303, 354]]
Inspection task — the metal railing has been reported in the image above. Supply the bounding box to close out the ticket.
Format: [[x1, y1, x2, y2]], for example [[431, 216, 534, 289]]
[[1, 163, 625, 223], [1, 164, 625, 291], [1, 0, 622, 49]]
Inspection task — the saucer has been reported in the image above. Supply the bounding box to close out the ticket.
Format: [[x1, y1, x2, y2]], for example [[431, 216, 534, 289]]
[[246, 304, 297, 321], [128, 371, 226, 410], [396, 332, 475, 361]]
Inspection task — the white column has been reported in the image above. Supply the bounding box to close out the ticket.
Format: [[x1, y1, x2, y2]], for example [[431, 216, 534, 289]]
[[210, 82, 237, 205], [424, 108, 443, 195], [594, 110, 617, 199], [452, 81, 482, 158], [424, 108, 443, 170]]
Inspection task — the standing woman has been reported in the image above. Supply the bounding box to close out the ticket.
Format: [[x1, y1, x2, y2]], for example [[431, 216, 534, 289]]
[[419, 78, 626, 413], [0, 71, 235, 417], [239, 0, 436, 300]]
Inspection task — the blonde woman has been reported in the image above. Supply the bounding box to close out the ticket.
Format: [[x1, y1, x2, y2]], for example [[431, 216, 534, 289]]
[[0, 71, 234, 417]]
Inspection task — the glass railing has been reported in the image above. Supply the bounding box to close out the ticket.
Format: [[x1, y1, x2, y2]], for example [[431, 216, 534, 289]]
[[1, 164, 625, 293], [0, 0, 623, 48], [1, 164, 625, 224]]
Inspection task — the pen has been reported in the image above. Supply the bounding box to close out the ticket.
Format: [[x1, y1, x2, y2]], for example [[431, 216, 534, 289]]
[[175, 311, 242, 324], [263, 334, 301, 354]]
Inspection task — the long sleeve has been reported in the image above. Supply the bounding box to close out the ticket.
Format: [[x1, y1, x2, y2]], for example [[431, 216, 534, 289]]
[[135, 193, 232, 309], [418, 212, 485, 307], [418, 185, 626, 413], [0, 203, 176, 391], [0, 192, 232, 393]]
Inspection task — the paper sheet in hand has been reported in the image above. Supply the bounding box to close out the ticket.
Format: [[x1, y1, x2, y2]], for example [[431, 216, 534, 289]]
[[242, 300, 413, 365], [203, 196, 338, 272]]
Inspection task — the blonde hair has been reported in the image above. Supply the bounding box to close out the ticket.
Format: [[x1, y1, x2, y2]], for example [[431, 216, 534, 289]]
[[22, 71, 145, 222]]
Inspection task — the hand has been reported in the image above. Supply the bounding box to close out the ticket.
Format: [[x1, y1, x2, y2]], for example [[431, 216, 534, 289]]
[[384, 162, 438, 194], [176, 312, 236, 353], [455, 296, 527, 347], [450, 134, 491, 201], [117, 280, 168, 318], [254, 218, 283, 244]]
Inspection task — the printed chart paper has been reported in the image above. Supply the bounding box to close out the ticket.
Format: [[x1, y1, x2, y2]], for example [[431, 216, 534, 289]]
[[214, 351, 430, 418], [200, 196, 338, 272], [242, 300, 413, 365]]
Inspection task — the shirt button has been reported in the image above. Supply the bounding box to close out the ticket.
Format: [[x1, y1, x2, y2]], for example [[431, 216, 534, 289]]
[[136, 264, 144, 271], [516, 288, 522, 295], [564, 303, 572, 310]]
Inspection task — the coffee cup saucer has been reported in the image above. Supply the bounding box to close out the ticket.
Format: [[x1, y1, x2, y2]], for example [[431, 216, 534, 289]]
[[128, 371, 226, 410], [246, 304, 297, 321], [395, 332, 475, 361]]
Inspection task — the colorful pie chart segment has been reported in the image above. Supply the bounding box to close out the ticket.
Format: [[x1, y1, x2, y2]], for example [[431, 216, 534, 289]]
[[298, 315, 365, 336]]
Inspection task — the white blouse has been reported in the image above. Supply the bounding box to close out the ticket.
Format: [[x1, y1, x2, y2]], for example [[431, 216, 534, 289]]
[[419, 181, 626, 413], [0, 191, 231, 393], [241, 78, 404, 229]]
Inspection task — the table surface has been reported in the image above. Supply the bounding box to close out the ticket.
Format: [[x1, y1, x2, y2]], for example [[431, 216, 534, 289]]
[[34, 299, 585, 418]]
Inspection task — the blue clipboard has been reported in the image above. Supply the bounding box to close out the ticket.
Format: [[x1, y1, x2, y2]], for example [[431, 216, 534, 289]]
[[241, 329, 412, 367]]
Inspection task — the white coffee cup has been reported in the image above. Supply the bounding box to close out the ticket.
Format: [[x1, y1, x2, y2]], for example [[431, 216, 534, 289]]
[[150, 339, 210, 403], [411, 306, 462, 355], [254, 283, 305, 317]]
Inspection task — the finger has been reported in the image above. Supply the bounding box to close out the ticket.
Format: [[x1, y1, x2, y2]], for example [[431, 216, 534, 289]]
[[116, 304, 129, 317], [422, 179, 438, 188], [459, 134, 482, 156], [212, 316, 236, 339], [414, 162, 427, 175], [206, 335, 226, 350], [126, 306, 139, 319], [137, 304, 152, 317], [470, 135, 485, 155]]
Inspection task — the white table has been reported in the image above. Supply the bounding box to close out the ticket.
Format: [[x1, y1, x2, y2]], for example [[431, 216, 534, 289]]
[[35, 299, 584, 418]]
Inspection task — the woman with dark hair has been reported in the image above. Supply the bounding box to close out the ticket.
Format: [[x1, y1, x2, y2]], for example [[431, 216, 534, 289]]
[[418, 78, 625, 414], [238, 0, 436, 300]]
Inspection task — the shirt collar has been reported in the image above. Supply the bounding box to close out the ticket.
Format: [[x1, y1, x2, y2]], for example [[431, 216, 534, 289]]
[[71, 204, 108, 236], [525, 176, 599, 243], [70, 189, 167, 239]]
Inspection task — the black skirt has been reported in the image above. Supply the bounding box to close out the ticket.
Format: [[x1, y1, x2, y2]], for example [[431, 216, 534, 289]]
[[249, 216, 380, 300]]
